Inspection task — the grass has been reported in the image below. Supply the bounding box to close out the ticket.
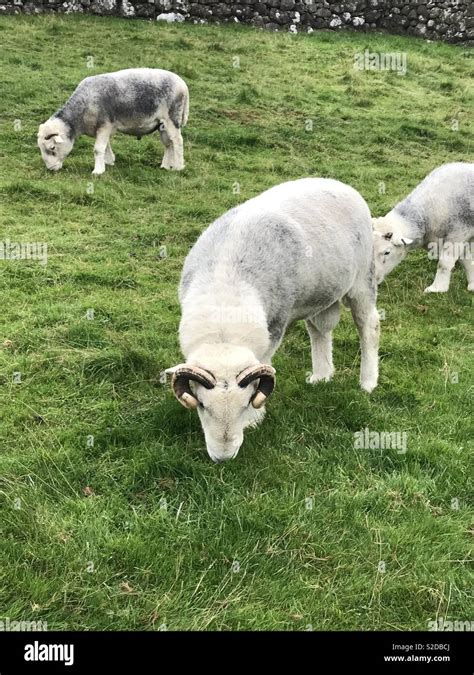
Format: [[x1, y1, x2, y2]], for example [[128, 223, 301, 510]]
[[0, 15, 472, 631]]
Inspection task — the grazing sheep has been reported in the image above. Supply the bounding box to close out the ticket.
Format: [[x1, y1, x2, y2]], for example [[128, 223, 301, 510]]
[[37, 68, 189, 175], [167, 178, 380, 463], [373, 162, 474, 292]]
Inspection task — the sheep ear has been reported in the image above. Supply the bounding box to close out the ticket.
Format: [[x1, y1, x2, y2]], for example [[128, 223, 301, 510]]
[[55, 135, 64, 144]]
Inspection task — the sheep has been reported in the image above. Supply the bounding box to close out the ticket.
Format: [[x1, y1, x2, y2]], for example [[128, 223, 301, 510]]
[[37, 68, 189, 175], [167, 178, 380, 463], [373, 162, 474, 292]]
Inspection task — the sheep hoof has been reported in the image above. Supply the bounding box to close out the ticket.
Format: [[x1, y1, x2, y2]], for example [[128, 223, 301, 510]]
[[424, 285, 447, 293], [361, 379, 377, 393], [309, 370, 334, 384]]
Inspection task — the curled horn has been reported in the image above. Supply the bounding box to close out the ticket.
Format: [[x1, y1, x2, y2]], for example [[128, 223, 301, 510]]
[[171, 365, 216, 409], [236, 364, 276, 409]]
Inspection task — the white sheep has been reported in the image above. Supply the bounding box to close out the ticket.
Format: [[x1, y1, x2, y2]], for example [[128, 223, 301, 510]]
[[37, 68, 189, 175], [373, 162, 474, 292], [167, 178, 380, 462]]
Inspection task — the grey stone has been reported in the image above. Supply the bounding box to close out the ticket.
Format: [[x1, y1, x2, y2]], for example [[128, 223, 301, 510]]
[[0, 0, 469, 43]]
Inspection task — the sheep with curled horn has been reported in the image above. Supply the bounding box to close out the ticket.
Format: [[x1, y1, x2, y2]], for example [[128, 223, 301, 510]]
[[167, 178, 380, 463]]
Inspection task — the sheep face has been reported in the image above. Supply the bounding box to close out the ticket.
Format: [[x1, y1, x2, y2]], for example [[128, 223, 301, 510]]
[[37, 121, 74, 171], [168, 345, 275, 463], [196, 379, 266, 463], [372, 217, 413, 284]]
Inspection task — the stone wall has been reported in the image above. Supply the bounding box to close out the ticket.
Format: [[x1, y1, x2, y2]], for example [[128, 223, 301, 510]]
[[0, 1, 471, 43]]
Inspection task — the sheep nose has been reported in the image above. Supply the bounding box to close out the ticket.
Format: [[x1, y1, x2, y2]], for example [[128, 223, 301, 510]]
[[209, 451, 237, 464]]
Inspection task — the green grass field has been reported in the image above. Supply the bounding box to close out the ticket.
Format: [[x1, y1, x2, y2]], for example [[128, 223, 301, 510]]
[[0, 14, 472, 631]]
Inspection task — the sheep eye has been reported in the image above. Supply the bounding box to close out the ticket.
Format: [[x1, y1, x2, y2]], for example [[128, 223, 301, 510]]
[[383, 250, 391, 256], [199, 401, 212, 416]]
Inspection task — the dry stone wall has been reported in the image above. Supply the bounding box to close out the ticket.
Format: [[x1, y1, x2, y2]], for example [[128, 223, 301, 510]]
[[0, 1, 471, 44]]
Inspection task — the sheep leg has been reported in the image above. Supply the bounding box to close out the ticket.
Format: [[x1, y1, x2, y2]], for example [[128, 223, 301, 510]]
[[92, 126, 112, 175], [104, 141, 115, 166], [159, 124, 173, 170], [306, 302, 340, 384], [424, 240, 460, 293], [172, 128, 185, 170], [160, 117, 184, 171], [460, 254, 474, 291], [346, 293, 379, 393]]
